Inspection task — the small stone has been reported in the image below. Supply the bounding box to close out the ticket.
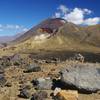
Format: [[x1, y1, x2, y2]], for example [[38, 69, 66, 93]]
[[33, 77, 53, 90], [55, 90, 78, 100], [19, 88, 31, 99], [31, 91, 48, 100], [20, 82, 33, 90], [54, 88, 61, 96], [0, 74, 7, 87]]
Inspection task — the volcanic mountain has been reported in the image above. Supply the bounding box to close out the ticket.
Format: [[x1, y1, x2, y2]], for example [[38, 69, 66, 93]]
[[12, 18, 67, 43], [5, 18, 100, 54]]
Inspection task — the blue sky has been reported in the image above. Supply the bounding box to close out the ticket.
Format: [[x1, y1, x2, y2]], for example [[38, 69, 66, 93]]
[[0, 0, 100, 36]]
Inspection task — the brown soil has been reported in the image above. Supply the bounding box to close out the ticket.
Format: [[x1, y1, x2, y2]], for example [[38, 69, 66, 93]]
[[0, 61, 100, 100]]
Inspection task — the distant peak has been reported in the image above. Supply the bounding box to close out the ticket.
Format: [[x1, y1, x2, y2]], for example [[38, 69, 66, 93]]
[[49, 18, 67, 23]]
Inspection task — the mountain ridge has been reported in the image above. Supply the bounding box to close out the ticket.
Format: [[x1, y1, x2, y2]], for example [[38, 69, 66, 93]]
[[0, 18, 100, 56], [11, 18, 100, 47]]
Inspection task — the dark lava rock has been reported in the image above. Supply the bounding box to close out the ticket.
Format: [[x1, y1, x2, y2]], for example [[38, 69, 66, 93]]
[[31, 91, 48, 100], [19, 88, 31, 99], [0, 74, 7, 87], [33, 77, 53, 90], [60, 63, 100, 92], [24, 63, 41, 73]]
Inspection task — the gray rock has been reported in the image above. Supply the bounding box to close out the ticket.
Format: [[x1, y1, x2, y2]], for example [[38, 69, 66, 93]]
[[11, 54, 21, 61], [11, 54, 23, 66], [19, 88, 31, 99], [34, 77, 53, 90], [60, 63, 100, 92], [31, 91, 48, 100], [25, 63, 41, 73], [0, 74, 7, 87]]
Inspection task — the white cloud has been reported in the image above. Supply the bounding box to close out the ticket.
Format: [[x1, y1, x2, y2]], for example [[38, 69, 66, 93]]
[[6, 24, 23, 29], [15, 25, 21, 29], [84, 17, 100, 25], [54, 5, 100, 25], [63, 8, 84, 24], [0, 24, 28, 34], [57, 5, 69, 14], [83, 8, 92, 14], [54, 12, 61, 18]]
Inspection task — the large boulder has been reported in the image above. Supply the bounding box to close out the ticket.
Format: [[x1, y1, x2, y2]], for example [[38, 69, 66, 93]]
[[60, 63, 100, 92]]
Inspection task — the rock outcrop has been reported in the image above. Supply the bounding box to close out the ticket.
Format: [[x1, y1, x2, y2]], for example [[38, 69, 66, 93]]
[[60, 63, 100, 92]]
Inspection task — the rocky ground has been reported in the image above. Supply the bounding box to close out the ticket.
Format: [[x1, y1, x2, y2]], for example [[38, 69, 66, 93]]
[[0, 53, 100, 100]]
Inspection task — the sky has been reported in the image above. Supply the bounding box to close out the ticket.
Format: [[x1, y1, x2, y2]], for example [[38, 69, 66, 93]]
[[0, 0, 100, 36]]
